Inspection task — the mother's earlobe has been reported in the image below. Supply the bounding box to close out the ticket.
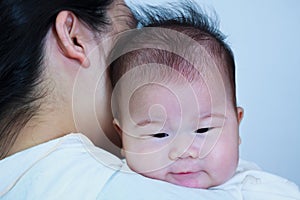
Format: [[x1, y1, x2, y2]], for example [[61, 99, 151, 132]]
[[55, 11, 90, 67]]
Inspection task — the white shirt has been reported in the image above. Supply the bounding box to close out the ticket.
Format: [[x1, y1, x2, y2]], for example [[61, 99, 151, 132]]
[[0, 133, 299, 200]]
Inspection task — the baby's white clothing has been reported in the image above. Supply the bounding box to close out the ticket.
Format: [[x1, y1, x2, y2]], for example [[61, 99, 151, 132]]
[[0, 133, 122, 199], [119, 159, 300, 200], [0, 133, 299, 200]]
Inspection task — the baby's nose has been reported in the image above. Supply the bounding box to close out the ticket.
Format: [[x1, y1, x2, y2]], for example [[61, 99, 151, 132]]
[[168, 134, 202, 160]]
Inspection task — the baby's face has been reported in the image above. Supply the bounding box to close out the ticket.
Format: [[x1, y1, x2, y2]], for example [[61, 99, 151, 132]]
[[116, 80, 242, 189]]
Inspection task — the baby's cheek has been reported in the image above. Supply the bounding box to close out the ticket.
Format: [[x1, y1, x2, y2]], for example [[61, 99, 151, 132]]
[[220, 150, 238, 180], [141, 169, 168, 183], [125, 145, 173, 174], [209, 134, 239, 182]]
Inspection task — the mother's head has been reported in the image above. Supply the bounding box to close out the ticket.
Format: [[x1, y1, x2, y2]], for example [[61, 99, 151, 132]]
[[0, 0, 133, 159]]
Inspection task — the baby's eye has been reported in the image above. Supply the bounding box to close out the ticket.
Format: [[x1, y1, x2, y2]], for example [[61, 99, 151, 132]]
[[152, 133, 169, 138], [195, 128, 211, 134]]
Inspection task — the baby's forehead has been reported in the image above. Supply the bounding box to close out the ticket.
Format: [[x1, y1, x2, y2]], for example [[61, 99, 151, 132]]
[[130, 75, 221, 102], [125, 80, 230, 127], [128, 82, 210, 115], [123, 62, 229, 111], [131, 79, 212, 107], [126, 59, 228, 94]]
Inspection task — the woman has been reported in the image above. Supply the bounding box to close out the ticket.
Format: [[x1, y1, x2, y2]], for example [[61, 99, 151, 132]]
[[0, 0, 120, 197], [0, 0, 132, 161]]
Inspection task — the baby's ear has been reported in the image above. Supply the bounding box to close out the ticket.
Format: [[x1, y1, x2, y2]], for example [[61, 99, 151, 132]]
[[112, 119, 122, 137], [237, 107, 244, 145], [237, 107, 244, 125]]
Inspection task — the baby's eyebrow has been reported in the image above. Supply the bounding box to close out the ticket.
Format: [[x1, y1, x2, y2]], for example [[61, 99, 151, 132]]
[[135, 113, 226, 126], [135, 119, 164, 127], [200, 113, 226, 119]]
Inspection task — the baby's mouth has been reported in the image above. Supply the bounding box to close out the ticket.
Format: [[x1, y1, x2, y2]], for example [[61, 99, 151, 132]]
[[175, 172, 194, 175], [170, 170, 203, 179]]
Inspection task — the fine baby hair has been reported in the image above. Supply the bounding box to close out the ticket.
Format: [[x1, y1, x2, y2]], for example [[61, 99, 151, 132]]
[[109, 2, 237, 107]]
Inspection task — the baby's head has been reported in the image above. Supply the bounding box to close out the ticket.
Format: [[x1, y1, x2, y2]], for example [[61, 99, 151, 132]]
[[109, 4, 243, 189]]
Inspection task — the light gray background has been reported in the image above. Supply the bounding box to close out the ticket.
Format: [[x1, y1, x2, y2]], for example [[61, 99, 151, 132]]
[[126, 0, 300, 186]]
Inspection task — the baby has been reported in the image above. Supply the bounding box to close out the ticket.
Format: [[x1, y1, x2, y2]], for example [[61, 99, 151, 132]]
[[109, 2, 300, 194], [109, 5, 242, 189]]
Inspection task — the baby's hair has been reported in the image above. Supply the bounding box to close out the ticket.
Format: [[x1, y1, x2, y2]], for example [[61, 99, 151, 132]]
[[110, 1, 237, 106]]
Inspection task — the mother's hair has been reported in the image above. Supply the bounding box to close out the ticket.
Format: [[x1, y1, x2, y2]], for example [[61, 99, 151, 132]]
[[0, 0, 114, 159]]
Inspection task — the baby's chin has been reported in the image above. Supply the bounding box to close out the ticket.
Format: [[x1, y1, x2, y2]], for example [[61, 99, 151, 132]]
[[169, 173, 235, 189], [168, 177, 226, 189]]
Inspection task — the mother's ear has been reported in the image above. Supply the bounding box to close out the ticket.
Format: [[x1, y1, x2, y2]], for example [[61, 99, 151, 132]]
[[55, 11, 90, 67]]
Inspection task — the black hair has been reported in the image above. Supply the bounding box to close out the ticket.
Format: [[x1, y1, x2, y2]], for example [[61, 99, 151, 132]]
[[109, 1, 237, 107], [0, 0, 113, 159]]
